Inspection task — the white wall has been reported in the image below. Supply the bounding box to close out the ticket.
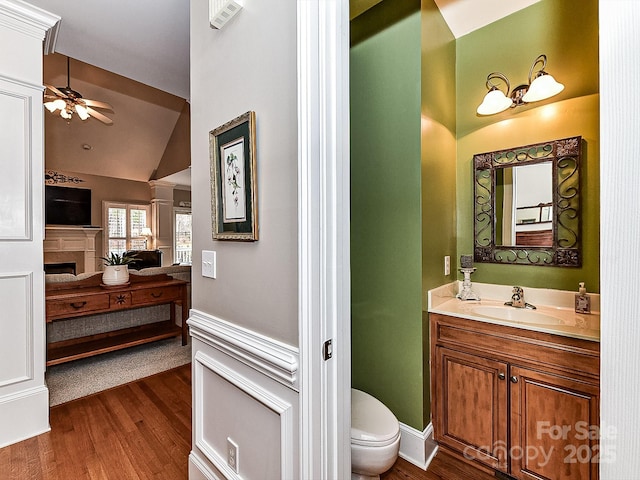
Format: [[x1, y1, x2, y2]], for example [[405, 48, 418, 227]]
[[188, 1, 302, 477], [599, 1, 640, 476], [190, 0, 298, 347]]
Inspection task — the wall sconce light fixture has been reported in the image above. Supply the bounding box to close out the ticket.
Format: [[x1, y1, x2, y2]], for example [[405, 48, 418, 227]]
[[476, 54, 565, 116]]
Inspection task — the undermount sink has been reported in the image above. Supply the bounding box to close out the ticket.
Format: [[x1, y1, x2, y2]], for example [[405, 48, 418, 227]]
[[471, 305, 568, 325]]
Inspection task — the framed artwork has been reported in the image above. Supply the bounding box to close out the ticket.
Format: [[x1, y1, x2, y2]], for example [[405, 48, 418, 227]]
[[209, 111, 258, 241]]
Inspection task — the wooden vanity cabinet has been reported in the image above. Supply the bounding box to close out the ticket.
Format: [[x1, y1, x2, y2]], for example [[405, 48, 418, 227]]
[[434, 346, 509, 471], [430, 313, 600, 480]]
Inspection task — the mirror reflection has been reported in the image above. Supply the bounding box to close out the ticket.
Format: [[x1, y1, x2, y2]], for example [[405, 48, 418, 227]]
[[495, 163, 553, 247], [474, 136, 581, 267]]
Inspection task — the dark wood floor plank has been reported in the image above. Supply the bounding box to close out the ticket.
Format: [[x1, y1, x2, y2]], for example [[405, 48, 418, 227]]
[[0, 364, 191, 480], [2, 364, 495, 480], [382, 452, 497, 480]]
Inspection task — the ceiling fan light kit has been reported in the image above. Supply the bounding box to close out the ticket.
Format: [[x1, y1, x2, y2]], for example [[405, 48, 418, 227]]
[[44, 57, 114, 125]]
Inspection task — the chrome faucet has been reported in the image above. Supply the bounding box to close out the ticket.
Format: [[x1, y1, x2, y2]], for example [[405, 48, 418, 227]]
[[505, 286, 536, 309]]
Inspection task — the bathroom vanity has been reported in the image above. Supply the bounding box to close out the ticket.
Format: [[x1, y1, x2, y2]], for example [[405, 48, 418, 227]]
[[429, 285, 600, 480]]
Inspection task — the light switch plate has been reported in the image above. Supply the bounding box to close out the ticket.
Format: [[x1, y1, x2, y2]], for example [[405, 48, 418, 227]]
[[202, 250, 216, 278]]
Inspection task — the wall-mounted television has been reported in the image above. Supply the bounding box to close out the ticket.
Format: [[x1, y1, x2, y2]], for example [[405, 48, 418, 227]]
[[45, 185, 92, 226]]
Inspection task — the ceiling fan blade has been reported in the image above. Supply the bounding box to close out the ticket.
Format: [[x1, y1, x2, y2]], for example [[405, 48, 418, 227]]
[[45, 84, 67, 97], [86, 107, 113, 125], [82, 99, 113, 110]]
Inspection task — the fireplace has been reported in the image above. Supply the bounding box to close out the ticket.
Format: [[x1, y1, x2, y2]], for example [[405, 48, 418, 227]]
[[43, 226, 102, 274], [44, 262, 77, 275]]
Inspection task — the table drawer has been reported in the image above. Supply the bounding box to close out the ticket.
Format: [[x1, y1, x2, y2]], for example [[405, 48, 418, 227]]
[[132, 285, 181, 305], [110, 291, 132, 308], [47, 294, 109, 320]]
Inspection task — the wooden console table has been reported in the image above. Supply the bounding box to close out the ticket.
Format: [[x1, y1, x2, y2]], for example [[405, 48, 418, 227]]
[[45, 273, 188, 366]]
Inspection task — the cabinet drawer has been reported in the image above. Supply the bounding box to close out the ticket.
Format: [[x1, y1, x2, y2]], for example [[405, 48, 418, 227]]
[[47, 294, 109, 320], [432, 313, 599, 379], [131, 286, 181, 305]]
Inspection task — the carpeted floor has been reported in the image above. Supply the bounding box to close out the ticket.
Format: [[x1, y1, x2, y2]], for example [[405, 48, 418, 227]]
[[46, 337, 192, 406]]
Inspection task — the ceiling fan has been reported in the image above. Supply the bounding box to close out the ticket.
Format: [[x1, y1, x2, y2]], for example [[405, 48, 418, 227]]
[[44, 56, 114, 125]]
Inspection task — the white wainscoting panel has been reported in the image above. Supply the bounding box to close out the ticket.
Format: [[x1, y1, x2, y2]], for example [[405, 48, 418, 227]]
[[0, 76, 34, 240], [0, 272, 32, 388], [0, 2, 57, 449], [188, 309, 299, 479]]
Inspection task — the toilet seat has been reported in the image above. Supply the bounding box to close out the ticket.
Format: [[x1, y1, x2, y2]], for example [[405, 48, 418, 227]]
[[351, 389, 400, 447]]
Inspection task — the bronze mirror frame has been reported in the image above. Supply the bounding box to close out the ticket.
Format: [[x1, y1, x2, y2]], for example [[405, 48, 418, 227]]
[[473, 136, 582, 267]]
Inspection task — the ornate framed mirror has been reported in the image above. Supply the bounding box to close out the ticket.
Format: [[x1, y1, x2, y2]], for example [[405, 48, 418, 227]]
[[474, 136, 581, 267]]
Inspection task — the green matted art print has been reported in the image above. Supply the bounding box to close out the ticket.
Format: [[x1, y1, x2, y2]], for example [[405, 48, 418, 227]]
[[209, 111, 258, 241]]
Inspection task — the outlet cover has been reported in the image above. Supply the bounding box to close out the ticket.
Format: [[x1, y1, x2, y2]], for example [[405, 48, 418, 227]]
[[444, 255, 451, 276], [227, 437, 239, 473]]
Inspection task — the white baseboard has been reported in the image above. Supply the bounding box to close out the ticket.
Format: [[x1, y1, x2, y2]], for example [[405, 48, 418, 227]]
[[0, 385, 50, 448], [398, 422, 438, 470], [189, 451, 225, 480]]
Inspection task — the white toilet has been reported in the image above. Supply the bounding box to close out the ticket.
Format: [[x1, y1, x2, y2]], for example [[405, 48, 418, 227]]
[[351, 388, 401, 480]]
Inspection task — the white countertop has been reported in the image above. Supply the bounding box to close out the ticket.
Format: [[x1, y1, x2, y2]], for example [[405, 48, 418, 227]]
[[428, 282, 600, 342]]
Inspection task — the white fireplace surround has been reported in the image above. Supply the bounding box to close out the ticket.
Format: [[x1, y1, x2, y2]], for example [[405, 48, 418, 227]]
[[44, 226, 102, 274]]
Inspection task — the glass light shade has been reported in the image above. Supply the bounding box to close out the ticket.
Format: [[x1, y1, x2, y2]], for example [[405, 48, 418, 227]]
[[44, 101, 58, 112], [60, 109, 72, 119], [45, 99, 66, 112], [522, 73, 564, 103], [477, 88, 513, 116], [75, 104, 90, 120]]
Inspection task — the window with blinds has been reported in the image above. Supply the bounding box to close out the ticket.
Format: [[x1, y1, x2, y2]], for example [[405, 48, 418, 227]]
[[104, 202, 151, 256]]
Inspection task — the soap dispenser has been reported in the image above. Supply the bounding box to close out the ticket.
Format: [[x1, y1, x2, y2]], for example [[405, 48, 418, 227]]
[[575, 282, 591, 314]]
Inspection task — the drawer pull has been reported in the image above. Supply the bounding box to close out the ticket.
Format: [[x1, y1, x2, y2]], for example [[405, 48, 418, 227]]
[[151, 292, 163, 298], [70, 301, 87, 309]]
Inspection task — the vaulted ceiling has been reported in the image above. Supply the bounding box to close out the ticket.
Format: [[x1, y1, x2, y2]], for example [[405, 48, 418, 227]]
[[43, 53, 189, 184], [30, 0, 539, 187]]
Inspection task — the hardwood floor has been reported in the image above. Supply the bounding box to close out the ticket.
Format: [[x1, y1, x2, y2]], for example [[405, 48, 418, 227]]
[[382, 454, 497, 480], [0, 364, 191, 480], [1, 365, 494, 479]]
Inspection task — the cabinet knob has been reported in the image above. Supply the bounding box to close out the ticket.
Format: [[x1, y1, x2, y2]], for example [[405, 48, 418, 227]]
[[510, 376, 519, 383], [498, 373, 505, 380]]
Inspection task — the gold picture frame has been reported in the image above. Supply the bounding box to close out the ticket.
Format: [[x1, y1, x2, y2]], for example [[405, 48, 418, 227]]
[[209, 111, 258, 241]]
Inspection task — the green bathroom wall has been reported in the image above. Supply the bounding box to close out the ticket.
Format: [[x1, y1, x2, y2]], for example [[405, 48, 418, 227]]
[[350, 10, 424, 429], [456, 0, 600, 292], [349, 0, 600, 434], [420, 0, 457, 424]]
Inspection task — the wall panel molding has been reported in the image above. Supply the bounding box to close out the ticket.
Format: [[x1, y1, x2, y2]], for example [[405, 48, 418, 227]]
[[189, 309, 299, 389], [0, 272, 33, 388], [0, 77, 37, 240], [193, 350, 295, 479]]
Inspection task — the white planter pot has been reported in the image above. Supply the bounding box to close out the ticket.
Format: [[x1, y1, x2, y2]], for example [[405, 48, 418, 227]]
[[102, 265, 130, 286]]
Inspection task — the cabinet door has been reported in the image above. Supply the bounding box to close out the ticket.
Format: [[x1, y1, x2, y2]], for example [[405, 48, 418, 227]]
[[509, 366, 599, 480], [434, 346, 509, 471]]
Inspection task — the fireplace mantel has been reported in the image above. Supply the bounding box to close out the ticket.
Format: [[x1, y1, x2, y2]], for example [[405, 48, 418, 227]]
[[44, 226, 103, 273]]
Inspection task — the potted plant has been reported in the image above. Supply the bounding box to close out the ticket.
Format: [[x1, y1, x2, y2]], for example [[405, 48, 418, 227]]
[[100, 252, 137, 286]]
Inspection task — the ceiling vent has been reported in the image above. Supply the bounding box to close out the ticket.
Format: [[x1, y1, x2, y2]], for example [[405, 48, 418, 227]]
[[209, 0, 243, 29]]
